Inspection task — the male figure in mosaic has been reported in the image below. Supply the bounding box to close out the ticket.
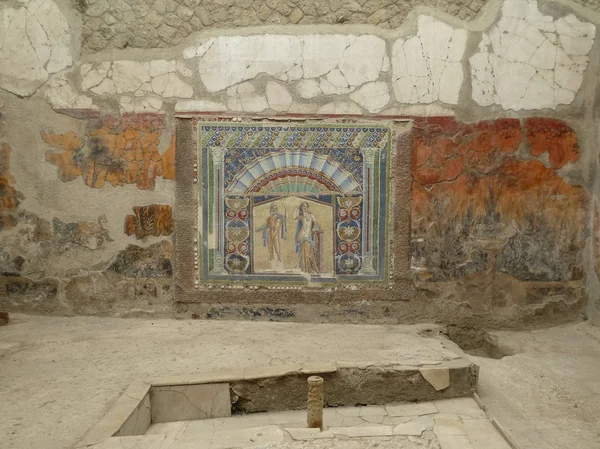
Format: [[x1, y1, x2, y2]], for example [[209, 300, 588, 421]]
[[259, 203, 287, 264], [294, 202, 321, 274]]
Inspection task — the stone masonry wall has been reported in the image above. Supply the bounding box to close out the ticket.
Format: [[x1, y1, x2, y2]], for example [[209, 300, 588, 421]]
[[1, 0, 600, 326], [75, 0, 600, 53]]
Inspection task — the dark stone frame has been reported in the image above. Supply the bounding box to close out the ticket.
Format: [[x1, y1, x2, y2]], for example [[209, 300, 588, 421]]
[[174, 115, 414, 321]]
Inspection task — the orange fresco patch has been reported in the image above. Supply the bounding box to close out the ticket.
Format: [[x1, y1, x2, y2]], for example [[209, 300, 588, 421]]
[[0, 143, 20, 215], [43, 114, 175, 190], [413, 117, 522, 181], [525, 117, 579, 169], [124, 204, 174, 240]]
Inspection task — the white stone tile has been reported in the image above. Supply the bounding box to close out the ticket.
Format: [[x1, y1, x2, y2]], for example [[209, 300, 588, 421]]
[[183, 46, 197, 60], [267, 410, 306, 425], [317, 101, 362, 115], [322, 408, 344, 427], [434, 399, 487, 419], [302, 35, 355, 79], [151, 73, 193, 98], [349, 82, 390, 113], [437, 434, 474, 449], [119, 96, 163, 114], [296, 79, 322, 99], [335, 407, 361, 417], [361, 415, 386, 424], [145, 421, 188, 436], [383, 416, 412, 425], [116, 395, 151, 436], [470, 0, 595, 110], [45, 74, 96, 111], [340, 417, 365, 427], [358, 406, 387, 417], [211, 413, 271, 431], [434, 416, 467, 436], [150, 383, 230, 423], [111, 61, 151, 94], [210, 425, 285, 449], [392, 15, 466, 105], [0, 0, 71, 96], [413, 415, 435, 429], [89, 436, 171, 449], [330, 426, 393, 437], [286, 428, 334, 440], [339, 35, 386, 87], [319, 78, 336, 95], [266, 81, 293, 112], [420, 368, 450, 391], [386, 402, 438, 417], [463, 419, 512, 449], [175, 100, 226, 113], [393, 420, 427, 436], [199, 35, 302, 92]]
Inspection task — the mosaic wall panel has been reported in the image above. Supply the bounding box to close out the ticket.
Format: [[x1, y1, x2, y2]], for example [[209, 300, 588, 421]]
[[197, 123, 390, 284]]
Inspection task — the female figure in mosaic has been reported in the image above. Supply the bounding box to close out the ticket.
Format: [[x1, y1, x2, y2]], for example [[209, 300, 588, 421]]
[[294, 202, 321, 274]]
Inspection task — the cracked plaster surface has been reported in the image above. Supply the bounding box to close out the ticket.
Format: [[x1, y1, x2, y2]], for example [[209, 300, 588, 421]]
[[80, 59, 194, 112], [392, 16, 468, 105], [4, 0, 597, 116], [0, 0, 72, 96], [470, 0, 596, 110], [187, 34, 388, 94]]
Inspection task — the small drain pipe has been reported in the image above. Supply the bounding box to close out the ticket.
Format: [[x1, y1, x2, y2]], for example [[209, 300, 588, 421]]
[[307, 376, 324, 430]]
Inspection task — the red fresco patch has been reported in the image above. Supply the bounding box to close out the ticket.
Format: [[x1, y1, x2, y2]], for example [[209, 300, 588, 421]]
[[413, 117, 522, 180], [525, 117, 579, 169]]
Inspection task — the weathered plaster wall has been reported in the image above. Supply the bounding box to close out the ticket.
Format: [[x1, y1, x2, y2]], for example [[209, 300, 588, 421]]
[[1, 0, 600, 326]]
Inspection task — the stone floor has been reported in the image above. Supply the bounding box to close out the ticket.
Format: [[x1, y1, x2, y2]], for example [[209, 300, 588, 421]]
[[1, 315, 599, 449], [135, 399, 509, 449]]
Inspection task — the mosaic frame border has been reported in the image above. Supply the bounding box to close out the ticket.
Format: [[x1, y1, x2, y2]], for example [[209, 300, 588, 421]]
[[196, 122, 392, 285], [174, 116, 413, 305]]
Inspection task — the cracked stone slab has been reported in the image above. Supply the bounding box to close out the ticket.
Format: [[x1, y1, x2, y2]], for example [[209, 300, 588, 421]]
[[0, 0, 72, 96], [329, 425, 394, 437], [420, 367, 450, 391], [286, 428, 335, 440], [386, 403, 439, 417], [150, 383, 231, 423], [470, 0, 595, 110], [87, 435, 170, 449], [196, 34, 386, 93], [392, 15, 467, 105]]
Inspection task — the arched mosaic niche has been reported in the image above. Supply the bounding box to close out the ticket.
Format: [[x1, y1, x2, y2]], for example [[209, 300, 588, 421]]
[[199, 122, 389, 282]]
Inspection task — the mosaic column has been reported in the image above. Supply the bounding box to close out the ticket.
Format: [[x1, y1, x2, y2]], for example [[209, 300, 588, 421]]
[[209, 147, 227, 275], [359, 148, 378, 275]]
